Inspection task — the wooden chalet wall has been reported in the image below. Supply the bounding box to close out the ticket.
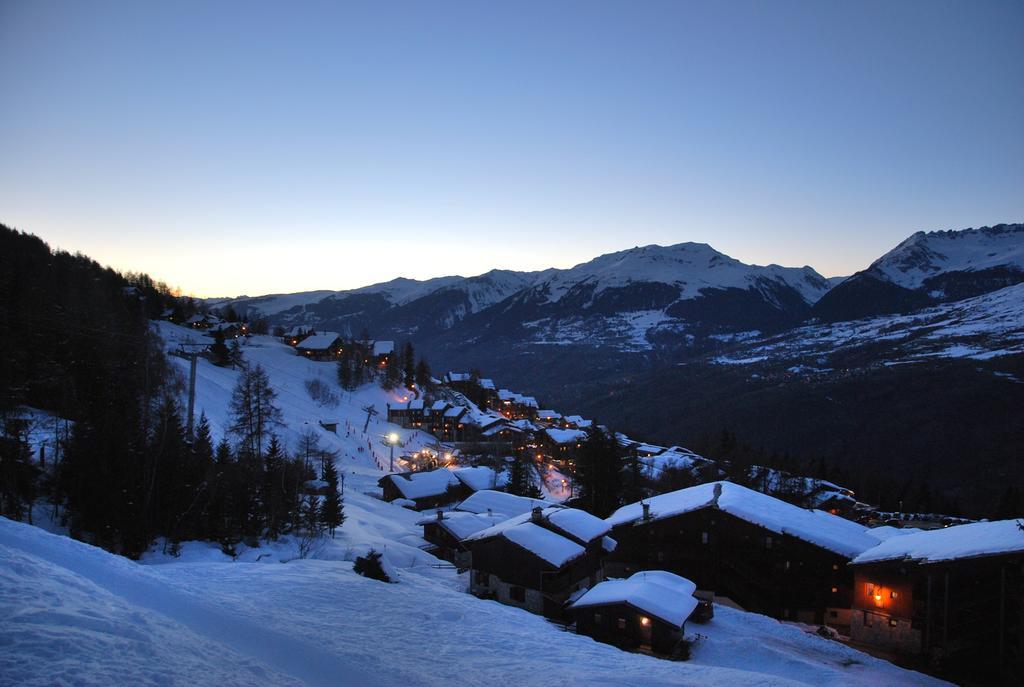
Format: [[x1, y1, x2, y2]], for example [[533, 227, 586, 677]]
[[852, 554, 1023, 683], [609, 508, 854, 625], [575, 603, 682, 656]]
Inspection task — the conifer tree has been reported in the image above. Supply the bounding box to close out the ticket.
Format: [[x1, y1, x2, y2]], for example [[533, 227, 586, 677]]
[[320, 459, 345, 537], [402, 342, 415, 389], [414, 358, 431, 390], [229, 363, 282, 461], [574, 426, 624, 518]]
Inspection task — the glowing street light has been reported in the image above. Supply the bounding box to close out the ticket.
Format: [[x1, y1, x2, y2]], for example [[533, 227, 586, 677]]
[[388, 432, 400, 472]]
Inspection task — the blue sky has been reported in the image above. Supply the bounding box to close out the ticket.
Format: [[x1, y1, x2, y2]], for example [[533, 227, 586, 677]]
[[1, 0, 1021, 296]]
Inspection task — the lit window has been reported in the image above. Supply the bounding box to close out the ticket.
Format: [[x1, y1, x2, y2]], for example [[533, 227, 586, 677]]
[[831, 587, 838, 593], [639, 616, 651, 627]]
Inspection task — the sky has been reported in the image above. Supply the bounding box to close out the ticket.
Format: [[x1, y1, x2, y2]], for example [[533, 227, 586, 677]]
[[1, 0, 1022, 297]]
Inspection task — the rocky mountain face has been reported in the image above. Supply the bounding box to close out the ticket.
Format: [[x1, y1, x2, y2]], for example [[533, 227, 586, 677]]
[[812, 223, 1024, 322]]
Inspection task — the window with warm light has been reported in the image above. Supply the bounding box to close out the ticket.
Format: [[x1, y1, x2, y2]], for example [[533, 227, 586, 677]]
[[639, 616, 651, 627]]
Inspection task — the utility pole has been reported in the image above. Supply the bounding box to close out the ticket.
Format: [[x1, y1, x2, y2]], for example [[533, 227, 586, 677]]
[[186, 351, 198, 442]]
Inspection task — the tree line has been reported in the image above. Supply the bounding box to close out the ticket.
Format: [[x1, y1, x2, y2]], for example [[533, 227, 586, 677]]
[[0, 225, 345, 558]]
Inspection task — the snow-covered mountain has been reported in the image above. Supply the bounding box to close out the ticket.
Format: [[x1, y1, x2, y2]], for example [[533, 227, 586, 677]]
[[214, 242, 831, 348], [813, 224, 1024, 322], [532, 242, 830, 306]]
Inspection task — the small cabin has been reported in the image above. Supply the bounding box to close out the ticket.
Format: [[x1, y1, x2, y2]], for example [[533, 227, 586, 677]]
[[295, 332, 343, 360], [378, 469, 469, 510], [371, 340, 394, 367], [569, 571, 711, 656], [464, 505, 615, 618], [417, 509, 506, 568]]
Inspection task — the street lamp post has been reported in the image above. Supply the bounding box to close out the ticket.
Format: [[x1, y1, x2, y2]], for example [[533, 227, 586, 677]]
[[388, 432, 399, 472]]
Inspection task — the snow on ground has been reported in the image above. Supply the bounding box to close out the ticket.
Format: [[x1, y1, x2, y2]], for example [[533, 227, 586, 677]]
[[712, 282, 1024, 366], [0, 517, 947, 687], [0, 322, 949, 686], [155, 322, 437, 472]]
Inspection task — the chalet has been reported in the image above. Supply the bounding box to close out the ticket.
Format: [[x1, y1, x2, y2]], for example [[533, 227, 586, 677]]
[[540, 428, 588, 464], [283, 325, 315, 346], [451, 466, 508, 493], [569, 571, 710, 656], [417, 509, 507, 568], [184, 313, 221, 329], [207, 321, 241, 339], [563, 415, 593, 430], [849, 519, 1024, 682], [536, 409, 564, 426], [455, 489, 551, 520], [496, 389, 538, 420], [464, 505, 615, 618], [606, 481, 882, 628], [377, 469, 467, 510], [295, 331, 343, 360], [371, 340, 394, 366], [387, 400, 426, 428], [440, 405, 468, 442]]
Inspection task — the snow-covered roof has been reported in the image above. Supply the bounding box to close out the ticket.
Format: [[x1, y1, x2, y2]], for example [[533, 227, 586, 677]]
[[455, 490, 551, 519], [416, 510, 508, 540], [446, 372, 472, 383], [444, 406, 466, 418], [863, 525, 924, 542], [537, 410, 562, 421], [563, 415, 593, 428], [497, 389, 516, 401], [372, 340, 394, 356], [296, 332, 342, 350], [546, 507, 612, 544], [430, 400, 448, 411], [385, 470, 460, 500], [479, 378, 495, 390], [465, 505, 608, 545], [408, 399, 424, 410], [545, 428, 588, 445], [853, 519, 1024, 566], [607, 481, 880, 559], [519, 396, 538, 408], [569, 571, 699, 627], [451, 466, 507, 492], [499, 522, 585, 567]]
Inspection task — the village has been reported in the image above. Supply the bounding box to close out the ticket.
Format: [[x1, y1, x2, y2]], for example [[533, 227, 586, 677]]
[[169, 313, 1024, 683]]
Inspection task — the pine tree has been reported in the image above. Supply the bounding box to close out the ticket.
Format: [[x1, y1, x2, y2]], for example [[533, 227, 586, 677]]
[[261, 434, 288, 539], [319, 459, 345, 537], [228, 338, 245, 368], [575, 427, 623, 517], [402, 342, 415, 389], [229, 363, 283, 461], [508, 453, 532, 497], [210, 331, 230, 367], [414, 358, 431, 390]]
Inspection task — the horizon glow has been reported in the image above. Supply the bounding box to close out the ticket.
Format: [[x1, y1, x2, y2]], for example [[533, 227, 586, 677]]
[[1, 1, 1022, 297]]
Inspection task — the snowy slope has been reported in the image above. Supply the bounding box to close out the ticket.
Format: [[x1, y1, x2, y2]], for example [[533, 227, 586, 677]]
[[0, 517, 948, 687], [867, 224, 1024, 290], [155, 321, 438, 468], [714, 281, 1024, 367]]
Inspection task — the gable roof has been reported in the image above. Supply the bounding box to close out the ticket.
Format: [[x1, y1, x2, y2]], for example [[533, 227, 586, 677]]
[[852, 519, 1024, 566], [498, 522, 586, 567], [451, 466, 508, 492], [372, 340, 394, 356], [545, 428, 588, 445], [569, 571, 699, 627], [416, 510, 508, 540], [465, 505, 610, 546], [384, 469, 460, 500], [455, 490, 551, 519], [296, 332, 342, 351], [607, 481, 880, 559]]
